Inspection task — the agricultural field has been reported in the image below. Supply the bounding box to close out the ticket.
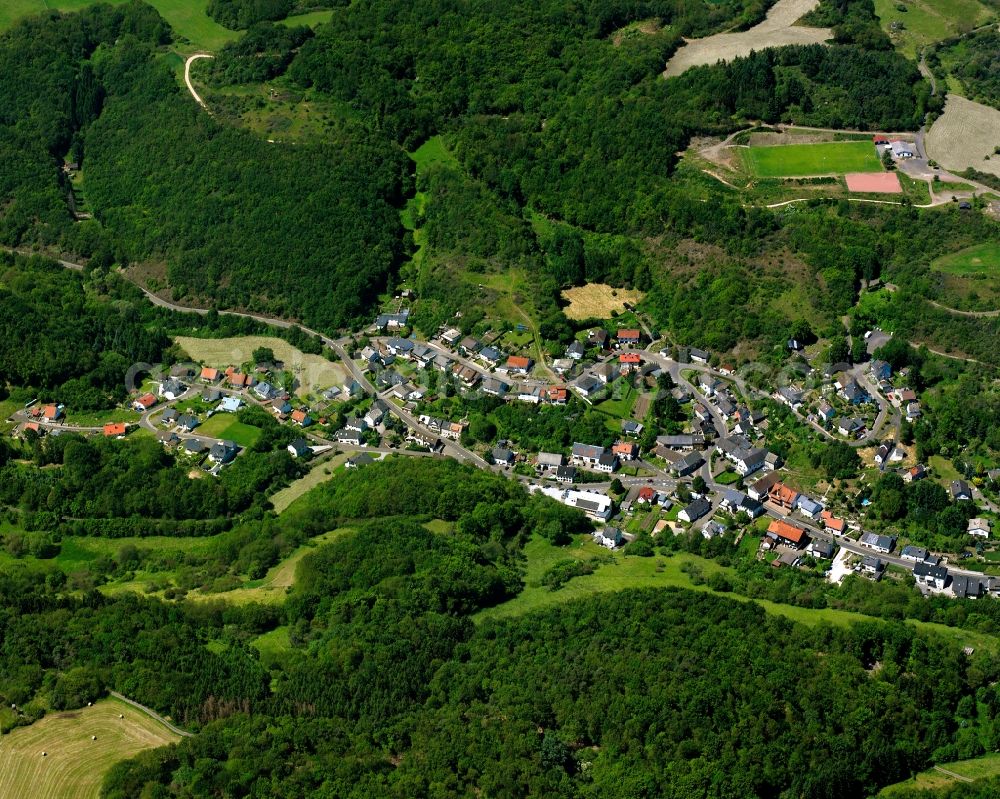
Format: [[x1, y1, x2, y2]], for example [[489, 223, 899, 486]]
[[744, 141, 883, 177], [560, 283, 645, 320], [662, 0, 832, 77], [174, 335, 347, 399], [878, 752, 1000, 795], [874, 0, 994, 59], [926, 94, 1000, 178], [194, 414, 262, 448], [0, 697, 179, 799]]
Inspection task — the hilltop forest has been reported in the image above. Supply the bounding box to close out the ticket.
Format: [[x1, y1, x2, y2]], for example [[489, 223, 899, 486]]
[[2, 0, 986, 362]]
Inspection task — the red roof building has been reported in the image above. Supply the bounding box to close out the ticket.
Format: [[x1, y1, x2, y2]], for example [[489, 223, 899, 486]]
[[616, 329, 641, 344], [506, 355, 532, 372], [637, 486, 657, 503], [103, 422, 127, 437], [767, 518, 807, 547], [42, 404, 62, 420], [619, 352, 642, 365], [612, 442, 639, 461], [134, 392, 157, 410], [546, 386, 568, 404], [201, 367, 220, 382]]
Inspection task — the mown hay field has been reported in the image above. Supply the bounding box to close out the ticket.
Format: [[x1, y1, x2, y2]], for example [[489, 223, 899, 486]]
[[0, 697, 179, 799], [926, 94, 1000, 178], [561, 284, 645, 320], [663, 0, 832, 77]]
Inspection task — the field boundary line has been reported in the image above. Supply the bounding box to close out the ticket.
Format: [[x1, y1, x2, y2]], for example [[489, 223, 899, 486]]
[[109, 691, 193, 737], [932, 765, 973, 783]]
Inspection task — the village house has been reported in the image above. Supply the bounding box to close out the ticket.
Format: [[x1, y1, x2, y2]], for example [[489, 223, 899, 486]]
[[555, 465, 576, 484], [796, 496, 823, 519], [767, 518, 808, 549], [672, 451, 704, 477], [593, 361, 620, 385], [291, 409, 312, 427], [688, 347, 710, 364], [546, 386, 568, 405], [572, 374, 603, 399], [374, 309, 410, 330], [159, 378, 186, 401], [503, 355, 533, 376], [748, 471, 782, 502], [900, 545, 928, 562], [287, 439, 311, 459], [656, 433, 706, 451], [175, 414, 199, 432], [133, 393, 157, 412], [103, 422, 127, 438], [184, 439, 207, 455], [969, 518, 992, 538], [536, 452, 564, 471], [566, 340, 586, 360], [951, 574, 984, 600], [616, 329, 641, 347], [612, 442, 639, 461], [440, 327, 462, 347], [869, 360, 892, 381], [481, 377, 510, 397], [906, 401, 922, 419], [492, 447, 516, 467], [859, 532, 896, 554], [950, 480, 972, 501], [594, 526, 624, 549], [619, 352, 642, 373], [679, 497, 712, 524], [913, 561, 948, 590], [209, 440, 238, 465], [386, 337, 415, 358], [860, 556, 885, 580], [516, 384, 544, 404], [345, 452, 375, 469], [807, 540, 834, 560], [552, 358, 575, 375], [453, 364, 481, 388], [720, 489, 763, 518], [902, 463, 927, 483], [157, 430, 179, 447], [837, 417, 864, 438], [219, 396, 242, 413], [532, 485, 612, 520], [200, 367, 220, 383], [767, 482, 800, 513], [365, 400, 389, 428], [478, 346, 504, 368], [586, 329, 610, 349], [621, 420, 643, 437], [818, 402, 836, 423], [458, 336, 481, 356], [819, 510, 846, 535], [336, 428, 364, 446]]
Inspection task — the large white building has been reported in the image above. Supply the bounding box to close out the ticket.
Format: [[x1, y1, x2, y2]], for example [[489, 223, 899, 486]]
[[530, 485, 613, 521]]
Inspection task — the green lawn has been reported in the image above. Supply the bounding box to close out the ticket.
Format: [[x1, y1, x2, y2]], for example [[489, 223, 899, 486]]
[[196, 414, 262, 447], [879, 752, 1000, 795], [931, 242, 1000, 276], [745, 141, 883, 177], [0, 1, 240, 50], [594, 380, 637, 418]]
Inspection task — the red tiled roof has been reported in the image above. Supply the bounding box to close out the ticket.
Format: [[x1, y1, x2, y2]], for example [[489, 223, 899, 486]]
[[768, 518, 806, 544], [613, 442, 638, 457], [103, 422, 127, 437], [638, 486, 656, 502], [617, 329, 641, 340], [136, 393, 157, 409], [546, 386, 568, 401], [506, 356, 531, 369], [201, 367, 220, 381], [42, 404, 59, 419], [619, 352, 641, 364], [291, 409, 309, 423]]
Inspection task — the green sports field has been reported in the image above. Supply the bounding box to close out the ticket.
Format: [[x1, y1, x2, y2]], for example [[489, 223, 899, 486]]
[[0, 697, 179, 799], [744, 141, 883, 177]]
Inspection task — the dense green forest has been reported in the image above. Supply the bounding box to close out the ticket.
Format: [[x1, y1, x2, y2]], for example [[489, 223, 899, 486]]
[[930, 28, 1000, 111], [208, 0, 340, 30], [103, 587, 1000, 797]]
